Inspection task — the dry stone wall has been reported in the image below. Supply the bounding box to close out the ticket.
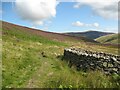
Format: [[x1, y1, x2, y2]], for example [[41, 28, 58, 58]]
[[63, 48, 120, 74]]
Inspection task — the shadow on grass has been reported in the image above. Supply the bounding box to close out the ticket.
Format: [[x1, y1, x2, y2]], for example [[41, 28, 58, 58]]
[[56, 55, 102, 73], [56, 55, 87, 72]]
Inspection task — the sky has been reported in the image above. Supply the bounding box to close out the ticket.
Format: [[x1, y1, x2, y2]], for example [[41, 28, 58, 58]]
[[1, 0, 119, 33]]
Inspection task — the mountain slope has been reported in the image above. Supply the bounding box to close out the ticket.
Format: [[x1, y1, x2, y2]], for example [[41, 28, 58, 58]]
[[2, 21, 119, 88], [95, 33, 120, 44], [64, 31, 114, 39], [2, 21, 97, 43]]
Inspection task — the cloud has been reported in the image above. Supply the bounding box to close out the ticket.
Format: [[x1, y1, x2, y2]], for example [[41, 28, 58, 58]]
[[73, 0, 119, 19], [33, 21, 43, 26], [1, 0, 16, 2], [93, 23, 99, 27], [104, 27, 118, 33], [72, 21, 99, 28], [15, 0, 59, 26], [72, 21, 84, 27]]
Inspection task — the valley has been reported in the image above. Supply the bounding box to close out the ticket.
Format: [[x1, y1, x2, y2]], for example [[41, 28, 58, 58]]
[[2, 21, 120, 88]]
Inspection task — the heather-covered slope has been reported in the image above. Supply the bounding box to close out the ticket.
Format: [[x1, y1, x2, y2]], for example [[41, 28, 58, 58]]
[[2, 21, 97, 43]]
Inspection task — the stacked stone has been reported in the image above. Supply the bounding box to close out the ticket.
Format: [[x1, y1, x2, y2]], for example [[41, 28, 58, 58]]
[[64, 48, 120, 74]]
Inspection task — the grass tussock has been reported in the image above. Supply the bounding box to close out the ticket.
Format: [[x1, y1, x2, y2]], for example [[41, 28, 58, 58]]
[[45, 70, 119, 88]]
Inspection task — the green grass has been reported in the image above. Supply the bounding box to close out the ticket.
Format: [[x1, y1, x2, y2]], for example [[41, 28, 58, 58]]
[[95, 33, 120, 44], [2, 27, 68, 46], [2, 23, 120, 88]]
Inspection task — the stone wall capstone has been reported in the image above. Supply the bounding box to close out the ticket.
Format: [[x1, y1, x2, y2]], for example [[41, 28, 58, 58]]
[[63, 48, 120, 74]]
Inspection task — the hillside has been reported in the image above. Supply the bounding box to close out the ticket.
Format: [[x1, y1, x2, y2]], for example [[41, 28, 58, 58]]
[[2, 21, 119, 88], [2, 21, 97, 43], [96, 33, 120, 44], [64, 31, 114, 39]]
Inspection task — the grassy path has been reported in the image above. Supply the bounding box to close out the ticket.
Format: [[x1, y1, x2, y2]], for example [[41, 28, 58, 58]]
[[26, 60, 50, 87]]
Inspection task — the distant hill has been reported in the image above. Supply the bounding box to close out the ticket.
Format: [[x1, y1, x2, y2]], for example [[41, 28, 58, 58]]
[[64, 31, 114, 39], [95, 33, 120, 44]]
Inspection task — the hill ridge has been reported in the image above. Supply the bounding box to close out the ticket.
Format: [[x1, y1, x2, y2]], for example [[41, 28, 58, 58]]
[[2, 21, 97, 43], [64, 30, 114, 39]]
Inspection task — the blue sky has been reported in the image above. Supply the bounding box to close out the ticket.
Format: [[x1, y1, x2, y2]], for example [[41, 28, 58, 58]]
[[2, 1, 118, 33]]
